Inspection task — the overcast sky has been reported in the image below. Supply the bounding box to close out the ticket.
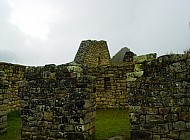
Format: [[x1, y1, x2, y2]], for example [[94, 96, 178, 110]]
[[0, 0, 190, 65]]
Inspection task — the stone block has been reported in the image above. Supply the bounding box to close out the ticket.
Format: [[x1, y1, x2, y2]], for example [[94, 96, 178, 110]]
[[164, 114, 178, 122], [179, 132, 190, 140], [167, 131, 179, 139], [130, 130, 152, 140], [173, 121, 186, 131], [186, 122, 190, 129], [157, 124, 169, 134], [146, 115, 164, 124], [159, 108, 170, 114], [44, 112, 53, 121], [171, 107, 181, 113], [147, 108, 158, 114], [0, 111, 7, 116], [153, 135, 160, 140]]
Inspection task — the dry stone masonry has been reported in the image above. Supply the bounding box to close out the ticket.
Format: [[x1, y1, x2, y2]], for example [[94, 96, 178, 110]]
[[128, 54, 190, 140], [19, 63, 96, 140], [0, 62, 25, 112], [0, 71, 8, 134], [0, 39, 190, 140], [74, 40, 111, 67], [89, 65, 134, 108]]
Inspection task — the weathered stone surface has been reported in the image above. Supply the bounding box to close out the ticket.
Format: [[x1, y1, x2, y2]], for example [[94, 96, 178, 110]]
[[129, 53, 190, 139], [153, 135, 160, 140], [146, 115, 164, 124], [171, 107, 181, 113], [0, 71, 8, 134], [0, 63, 25, 112], [0, 41, 190, 139], [167, 131, 179, 139], [19, 63, 96, 139], [164, 114, 178, 122], [173, 121, 186, 131], [186, 122, 190, 129], [74, 40, 111, 67], [133, 53, 157, 63], [179, 132, 190, 140], [157, 124, 169, 134], [130, 130, 152, 140], [44, 112, 53, 121], [90, 65, 132, 109], [159, 108, 170, 114]]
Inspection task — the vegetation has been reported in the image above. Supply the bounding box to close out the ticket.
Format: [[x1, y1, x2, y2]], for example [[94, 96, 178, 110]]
[[0, 110, 21, 140], [184, 48, 190, 54], [0, 109, 130, 140], [95, 108, 130, 140]]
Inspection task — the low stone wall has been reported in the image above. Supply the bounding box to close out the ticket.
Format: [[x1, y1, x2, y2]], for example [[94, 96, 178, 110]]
[[128, 54, 190, 140], [0, 71, 8, 134], [0, 63, 25, 112], [19, 63, 96, 139]]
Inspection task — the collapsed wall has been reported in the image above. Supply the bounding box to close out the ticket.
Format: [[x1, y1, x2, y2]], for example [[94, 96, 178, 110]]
[[128, 54, 190, 139], [19, 63, 96, 140]]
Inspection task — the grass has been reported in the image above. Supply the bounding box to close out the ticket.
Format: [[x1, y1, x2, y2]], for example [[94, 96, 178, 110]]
[[95, 108, 130, 140], [0, 109, 130, 140], [0, 110, 21, 140]]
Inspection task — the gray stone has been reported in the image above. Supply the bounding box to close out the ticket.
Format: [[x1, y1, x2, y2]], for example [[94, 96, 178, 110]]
[[179, 132, 190, 140], [186, 122, 190, 129], [153, 135, 160, 140], [171, 107, 181, 113], [148, 108, 158, 114], [157, 124, 169, 134], [164, 114, 178, 122], [173, 121, 186, 131], [167, 131, 179, 139], [2, 99, 8, 104], [0, 111, 7, 117], [146, 115, 164, 124], [159, 108, 170, 114]]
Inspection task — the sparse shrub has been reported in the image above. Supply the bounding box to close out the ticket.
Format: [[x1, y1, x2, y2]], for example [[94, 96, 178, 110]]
[[184, 48, 190, 54]]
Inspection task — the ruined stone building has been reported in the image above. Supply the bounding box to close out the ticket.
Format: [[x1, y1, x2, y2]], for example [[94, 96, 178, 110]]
[[74, 40, 111, 67], [0, 40, 190, 139]]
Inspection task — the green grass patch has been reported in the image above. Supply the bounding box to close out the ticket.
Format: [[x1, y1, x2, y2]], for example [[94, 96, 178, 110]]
[[95, 108, 130, 140], [0, 110, 21, 140]]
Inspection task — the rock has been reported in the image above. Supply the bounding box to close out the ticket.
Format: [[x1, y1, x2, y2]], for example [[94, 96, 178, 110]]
[[159, 108, 170, 114], [167, 131, 179, 139], [173, 121, 186, 131], [179, 132, 190, 140]]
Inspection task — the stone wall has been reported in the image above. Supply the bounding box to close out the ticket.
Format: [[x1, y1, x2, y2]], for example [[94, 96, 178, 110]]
[[0, 71, 8, 134], [89, 64, 134, 108], [19, 63, 96, 140], [88, 53, 156, 109], [0, 62, 25, 111], [128, 53, 190, 140], [74, 40, 111, 67]]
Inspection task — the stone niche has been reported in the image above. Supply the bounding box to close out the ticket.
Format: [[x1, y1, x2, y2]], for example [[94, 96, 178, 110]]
[[19, 62, 96, 140]]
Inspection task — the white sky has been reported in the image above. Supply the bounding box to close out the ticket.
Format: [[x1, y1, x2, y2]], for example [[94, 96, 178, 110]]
[[0, 0, 190, 65]]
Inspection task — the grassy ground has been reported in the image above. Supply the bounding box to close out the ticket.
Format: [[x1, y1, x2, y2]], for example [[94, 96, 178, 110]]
[[0, 109, 129, 140], [95, 108, 130, 140], [0, 110, 21, 140]]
